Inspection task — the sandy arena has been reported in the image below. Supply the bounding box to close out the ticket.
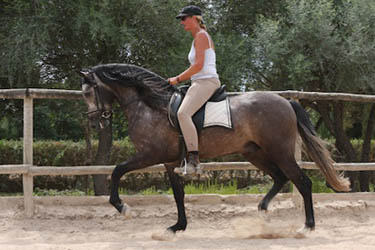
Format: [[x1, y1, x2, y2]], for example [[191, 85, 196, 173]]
[[1, 193, 375, 250]]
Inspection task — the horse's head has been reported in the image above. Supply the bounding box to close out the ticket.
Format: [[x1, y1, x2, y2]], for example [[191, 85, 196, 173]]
[[80, 70, 114, 130]]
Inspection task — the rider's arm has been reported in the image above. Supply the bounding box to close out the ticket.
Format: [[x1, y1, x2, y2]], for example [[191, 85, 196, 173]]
[[169, 32, 209, 85]]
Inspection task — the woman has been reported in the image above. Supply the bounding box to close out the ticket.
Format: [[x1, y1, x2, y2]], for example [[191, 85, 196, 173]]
[[168, 5, 221, 175]]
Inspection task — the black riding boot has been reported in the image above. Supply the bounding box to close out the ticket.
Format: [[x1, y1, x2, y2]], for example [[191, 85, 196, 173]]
[[174, 151, 201, 175]]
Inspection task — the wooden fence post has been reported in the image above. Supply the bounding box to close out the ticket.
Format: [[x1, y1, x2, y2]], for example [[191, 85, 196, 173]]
[[292, 135, 303, 209], [23, 95, 34, 217], [292, 98, 303, 209]]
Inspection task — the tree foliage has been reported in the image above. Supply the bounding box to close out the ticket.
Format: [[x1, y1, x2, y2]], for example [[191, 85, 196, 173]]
[[0, 0, 254, 139], [0, 0, 186, 139], [249, 0, 375, 92], [247, 0, 375, 191]]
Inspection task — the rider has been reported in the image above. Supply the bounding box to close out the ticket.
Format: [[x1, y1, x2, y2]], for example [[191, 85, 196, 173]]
[[168, 5, 221, 175]]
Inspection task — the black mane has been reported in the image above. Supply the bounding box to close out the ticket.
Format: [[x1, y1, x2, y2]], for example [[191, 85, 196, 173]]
[[92, 63, 176, 112]]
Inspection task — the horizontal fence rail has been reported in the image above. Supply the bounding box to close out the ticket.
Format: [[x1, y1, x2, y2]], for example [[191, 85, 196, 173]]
[[2, 88, 375, 102], [2, 162, 375, 176], [0, 88, 82, 99], [1, 88, 375, 217]]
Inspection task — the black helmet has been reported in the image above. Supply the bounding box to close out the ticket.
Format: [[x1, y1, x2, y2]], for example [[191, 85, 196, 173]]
[[176, 5, 202, 19]]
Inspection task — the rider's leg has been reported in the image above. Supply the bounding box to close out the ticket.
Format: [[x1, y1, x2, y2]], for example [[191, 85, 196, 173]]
[[176, 78, 220, 174]]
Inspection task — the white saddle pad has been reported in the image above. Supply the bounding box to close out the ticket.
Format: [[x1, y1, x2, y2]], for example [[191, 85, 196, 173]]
[[203, 98, 232, 129]]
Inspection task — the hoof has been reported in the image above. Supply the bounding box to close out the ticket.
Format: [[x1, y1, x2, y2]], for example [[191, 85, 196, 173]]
[[295, 225, 313, 238], [121, 203, 132, 219], [257, 209, 271, 222], [258, 209, 267, 216], [151, 229, 175, 241]]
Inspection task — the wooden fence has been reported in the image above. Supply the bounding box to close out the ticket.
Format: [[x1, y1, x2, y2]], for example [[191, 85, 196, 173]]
[[1, 88, 375, 217]]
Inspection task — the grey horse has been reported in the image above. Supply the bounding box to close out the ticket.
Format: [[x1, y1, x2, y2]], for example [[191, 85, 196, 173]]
[[80, 63, 350, 233]]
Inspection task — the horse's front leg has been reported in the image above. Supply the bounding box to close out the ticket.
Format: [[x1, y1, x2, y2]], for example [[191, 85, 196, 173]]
[[109, 154, 155, 216], [165, 162, 187, 233]]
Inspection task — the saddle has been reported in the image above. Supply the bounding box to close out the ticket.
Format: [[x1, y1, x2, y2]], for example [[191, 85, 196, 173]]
[[168, 85, 228, 161], [168, 85, 227, 134]]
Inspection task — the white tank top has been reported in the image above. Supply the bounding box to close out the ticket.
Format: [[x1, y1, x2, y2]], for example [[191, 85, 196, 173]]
[[188, 32, 219, 81]]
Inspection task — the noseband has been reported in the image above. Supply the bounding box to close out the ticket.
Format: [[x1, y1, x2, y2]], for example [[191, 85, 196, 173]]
[[85, 109, 112, 120]]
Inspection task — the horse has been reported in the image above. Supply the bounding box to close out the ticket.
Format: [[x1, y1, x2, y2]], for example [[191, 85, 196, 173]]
[[79, 63, 350, 233]]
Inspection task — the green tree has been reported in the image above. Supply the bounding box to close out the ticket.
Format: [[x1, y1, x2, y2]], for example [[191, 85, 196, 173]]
[[0, 0, 261, 138], [249, 0, 375, 191], [209, 0, 287, 91], [0, 0, 186, 139]]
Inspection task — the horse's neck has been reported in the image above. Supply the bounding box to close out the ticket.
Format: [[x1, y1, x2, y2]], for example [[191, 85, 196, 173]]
[[116, 86, 167, 137], [114, 86, 144, 121]]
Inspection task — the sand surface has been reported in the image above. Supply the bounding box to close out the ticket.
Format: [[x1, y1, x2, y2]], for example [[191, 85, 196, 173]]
[[1, 194, 375, 250]]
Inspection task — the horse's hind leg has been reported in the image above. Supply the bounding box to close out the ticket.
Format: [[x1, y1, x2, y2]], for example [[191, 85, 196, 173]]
[[243, 153, 288, 211], [258, 166, 288, 211], [277, 157, 315, 230], [165, 163, 187, 233]]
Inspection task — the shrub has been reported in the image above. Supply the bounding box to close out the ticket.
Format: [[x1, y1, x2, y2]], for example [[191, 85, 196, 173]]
[[0, 138, 374, 194]]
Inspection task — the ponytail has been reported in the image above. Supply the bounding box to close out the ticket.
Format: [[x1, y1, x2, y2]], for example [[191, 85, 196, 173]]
[[195, 15, 207, 30]]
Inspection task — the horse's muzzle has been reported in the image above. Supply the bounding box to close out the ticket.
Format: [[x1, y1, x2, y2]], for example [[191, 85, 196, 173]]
[[89, 118, 110, 130], [85, 110, 112, 130]]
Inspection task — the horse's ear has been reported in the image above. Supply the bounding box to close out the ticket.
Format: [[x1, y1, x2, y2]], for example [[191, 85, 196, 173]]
[[78, 70, 96, 85], [79, 71, 90, 78]]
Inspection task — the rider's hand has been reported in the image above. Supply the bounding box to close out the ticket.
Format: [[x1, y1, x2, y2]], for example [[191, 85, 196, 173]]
[[167, 76, 180, 85]]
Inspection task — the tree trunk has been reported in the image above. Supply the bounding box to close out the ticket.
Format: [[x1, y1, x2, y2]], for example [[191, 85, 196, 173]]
[[83, 120, 93, 194], [93, 120, 112, 195], [360, 104, 375, 192], [333, 102, 359, 191]]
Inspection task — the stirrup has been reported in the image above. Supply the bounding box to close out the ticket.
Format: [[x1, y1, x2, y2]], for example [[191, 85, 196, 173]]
[[174, 158, 196, 175], [196, 164, 203, 175]]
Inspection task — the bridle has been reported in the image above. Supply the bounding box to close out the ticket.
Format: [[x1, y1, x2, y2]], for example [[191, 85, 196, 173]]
[[84, 83, 113, 129], [84, 81, 141, 130]]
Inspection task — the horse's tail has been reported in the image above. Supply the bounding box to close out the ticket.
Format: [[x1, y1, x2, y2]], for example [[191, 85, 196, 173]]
[[289, 100, 351, 192]]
